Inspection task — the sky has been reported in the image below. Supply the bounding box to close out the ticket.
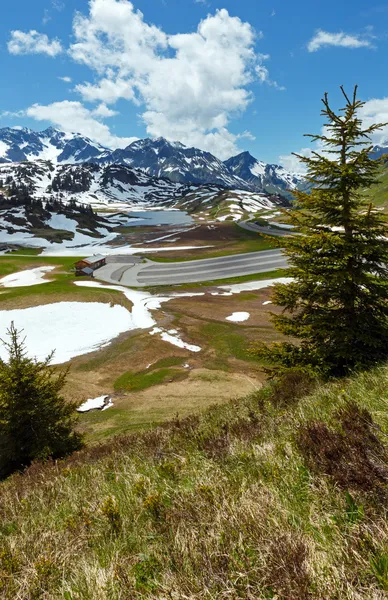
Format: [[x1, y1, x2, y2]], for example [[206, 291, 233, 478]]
[[1, 0, 388, 170]]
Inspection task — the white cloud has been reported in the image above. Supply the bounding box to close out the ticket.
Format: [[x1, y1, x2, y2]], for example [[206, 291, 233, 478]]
[[307, 30, 373, 52], [92, 104, 118, 118], [26, 101, 136, 149], [58, 76, 72, 83], [279, 148, 312, 174], [68, 0, 280, 158], [255, 55, 285, 90], [8, 30, 63, 57], [358, 97, 388, 146], [0, 110, 25, 119], [76, 77, 137, 104]]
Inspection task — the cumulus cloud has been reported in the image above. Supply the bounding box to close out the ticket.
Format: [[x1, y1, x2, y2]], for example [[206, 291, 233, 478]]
[[279, 148, 313, 174], [67, 0, 279, 158], [76, 77, 137, 104], [92, 103, 118, 118], [307, 30, 373, 52], [58, 76, 72, 83], [26, 101, 136, 148], [8, 30, 63, 57], [358, 97, 388, 146]]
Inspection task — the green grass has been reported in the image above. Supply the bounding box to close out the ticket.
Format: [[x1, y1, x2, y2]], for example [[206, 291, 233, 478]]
[[361, 156, 388, 211], [114, 366, 187, 392], [0, 255, 131, 309], [8, 247, 43, 256], [0, 365, 387, 598]]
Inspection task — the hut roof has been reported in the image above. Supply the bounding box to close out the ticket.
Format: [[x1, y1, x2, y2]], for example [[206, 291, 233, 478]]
[[84, 255, 106, 265]]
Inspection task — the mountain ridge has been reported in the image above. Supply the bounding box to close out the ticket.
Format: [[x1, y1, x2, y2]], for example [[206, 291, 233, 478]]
[[0, 127, 305, 197]]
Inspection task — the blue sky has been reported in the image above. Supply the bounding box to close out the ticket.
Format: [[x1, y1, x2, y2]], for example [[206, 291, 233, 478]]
[[1, 0, 388, 168]]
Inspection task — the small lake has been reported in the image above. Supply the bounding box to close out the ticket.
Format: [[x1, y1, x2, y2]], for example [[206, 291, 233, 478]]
[[126, 210, 193, 226]]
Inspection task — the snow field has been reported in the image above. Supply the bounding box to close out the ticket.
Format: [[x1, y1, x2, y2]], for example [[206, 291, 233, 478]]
[[0, 266, 55, 287], [0, 302, 134, 364]]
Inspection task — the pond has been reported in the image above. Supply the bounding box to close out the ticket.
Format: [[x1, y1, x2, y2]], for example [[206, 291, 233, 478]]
[[126, 210, 193, 226]]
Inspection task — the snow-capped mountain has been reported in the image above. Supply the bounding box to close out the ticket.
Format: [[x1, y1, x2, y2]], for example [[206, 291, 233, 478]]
[[370, 145, 388, 160], [0, 127, 309, 196], [224, 151, 306, 199], [0, 159, 289, 249], [0, 160, 192, 208], [96, 137, 250, 189], [0, 160, 288, 214], [0, 127, 108, 165]]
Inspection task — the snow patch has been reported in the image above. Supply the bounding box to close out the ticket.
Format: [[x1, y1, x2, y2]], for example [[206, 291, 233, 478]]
[[77, 395, 113, 413], [0, 302, 134, 364], [0, 266, 55, 288], [150, 327, 201, 352], [226, 312, 250, 322]]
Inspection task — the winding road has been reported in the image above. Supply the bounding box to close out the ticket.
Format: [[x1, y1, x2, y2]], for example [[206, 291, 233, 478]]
[[95, 249, 288, 287]]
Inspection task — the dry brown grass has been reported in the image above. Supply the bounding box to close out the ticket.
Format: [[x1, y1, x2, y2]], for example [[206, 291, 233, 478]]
[[0, 366, 387, 598]]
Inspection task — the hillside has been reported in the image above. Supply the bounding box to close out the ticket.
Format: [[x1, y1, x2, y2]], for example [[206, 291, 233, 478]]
[[362, 155, 388, 212], [0, 160, 289, 250], [0, 366, 387, 599]]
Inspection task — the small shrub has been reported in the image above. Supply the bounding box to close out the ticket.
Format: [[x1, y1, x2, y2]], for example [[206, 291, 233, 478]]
[[229, 410, 262, 441], [143, 493, 165, 519], [200, 428, 230, 460], [370, 551, 388, 591], [297, 402, 388, 492], [265, 533, 311, 600], [132, 554, 160, 593], [101, 496, 122, 534], [269, 368, 317, 409], [30, 557, 60, 599]]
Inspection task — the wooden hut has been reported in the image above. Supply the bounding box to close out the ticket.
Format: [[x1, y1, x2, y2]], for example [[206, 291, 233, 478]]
[[75, 254, 106, 276]]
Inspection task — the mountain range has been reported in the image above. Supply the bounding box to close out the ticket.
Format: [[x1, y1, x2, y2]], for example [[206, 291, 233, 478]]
[[0, 127, 306, 199]]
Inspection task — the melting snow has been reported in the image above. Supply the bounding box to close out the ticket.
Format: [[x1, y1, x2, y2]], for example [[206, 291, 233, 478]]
[[219, 278, 293, 295], [225, 312, 250, 322], [0, 266, 55, 287], [150, 327, 201, 352], [77, 395, 113, 413], [47, 214, 78, 232], [0, 302, 134, 364]]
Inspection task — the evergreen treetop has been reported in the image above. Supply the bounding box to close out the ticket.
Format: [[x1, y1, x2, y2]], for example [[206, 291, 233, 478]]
[[255, 86, 388, 377], [0, 324, 83, 479]]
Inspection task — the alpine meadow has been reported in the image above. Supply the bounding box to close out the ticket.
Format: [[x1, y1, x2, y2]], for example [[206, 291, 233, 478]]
[[0, 1, 387, 598]]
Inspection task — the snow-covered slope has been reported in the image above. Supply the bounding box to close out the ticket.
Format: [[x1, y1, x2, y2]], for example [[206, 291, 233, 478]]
[[0, 127, 108, 165], [0, 160, 190, 209], [0, 127, 309, 197], [0, 160, 288, 218], [96, 137, 251, 189], [224, 151, 306, 199]]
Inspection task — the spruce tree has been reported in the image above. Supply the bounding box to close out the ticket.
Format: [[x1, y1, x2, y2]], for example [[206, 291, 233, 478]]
[[0, 324, 84, 478], [257, 86, 388, 377]]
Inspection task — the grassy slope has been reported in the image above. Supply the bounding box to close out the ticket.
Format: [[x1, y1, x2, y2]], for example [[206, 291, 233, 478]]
[[0, 366, 387, 599], [362, 156, 388, 212]]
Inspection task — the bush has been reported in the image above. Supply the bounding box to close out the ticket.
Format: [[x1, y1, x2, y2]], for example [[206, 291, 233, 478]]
[[0, 324, 83, 479]]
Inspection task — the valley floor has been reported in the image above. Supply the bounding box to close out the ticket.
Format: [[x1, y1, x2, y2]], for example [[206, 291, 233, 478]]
[[0, 244, 288, 442]]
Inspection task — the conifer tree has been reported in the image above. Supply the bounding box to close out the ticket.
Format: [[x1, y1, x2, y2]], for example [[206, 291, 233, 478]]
[[0, 324, 83, 478], [256, 86, 388, 377]]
